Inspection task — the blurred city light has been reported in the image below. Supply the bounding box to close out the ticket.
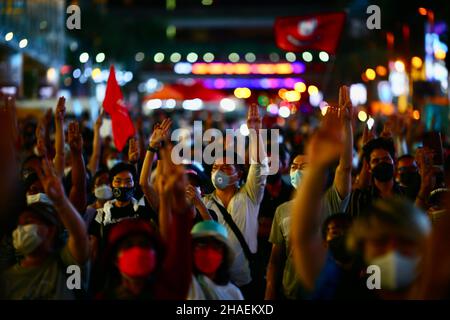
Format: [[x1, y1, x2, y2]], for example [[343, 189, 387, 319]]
[[394, 60, 405, 72], [240, 123, 250, 136], [96, 53, 106, 63], [376, 65, 387, 76], [411, 56, 423, 68], [19, 39, 28, 48], [350, 83, 367, 106], [365, 68, 376, 80], [79, 52, 89, 63], [285, 90, 300, 102], [187, 52, 198, 63], [203, 52, 214, 63], [154, 52, 165, 63], [5, 32, 13, 41], [308, 85, 319, 95], [135, 52, 145, 62], [245, 52, 256, 63], [302, 51, 313, 62], [310, 91, 323, 107], [228, 53, 240, 63], [170, 52, 182, 63], [234, 87, 251, 99], [358, 110, 368, 122], [319, 51, 329, 62], [294, 81, 306, 92], [278, 106, 291, 118], [285, 52, 296, 62], [219, 98, 236, 112]]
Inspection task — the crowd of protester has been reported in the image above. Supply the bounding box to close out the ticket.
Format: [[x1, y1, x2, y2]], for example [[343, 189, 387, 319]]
[[0, 85, 449, 300]]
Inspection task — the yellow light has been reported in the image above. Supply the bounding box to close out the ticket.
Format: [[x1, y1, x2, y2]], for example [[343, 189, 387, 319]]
[[320, 105, 329, 116], [418, 7, 427, 16], [275, 63, 293, 74], [278, 89, 287, 99], [394, 60, 405, 72], [46, 68, 57, 83], [285, 90, 301, 102], [358, 110, 368, 122], [376, 65, 387, 76], [413, 110, 420, 120], [192, 64, 209, 74], [435, 49, 446, 60], [294, 82, 306, 92], [210, 63, 224, 74], [235, 63, 251, 74], [365, 68, 376, 80], [411, 56, 423, 68], [308, 85, 319, 96], [234, 87, 251, 99], [91, 68, 101, 80]]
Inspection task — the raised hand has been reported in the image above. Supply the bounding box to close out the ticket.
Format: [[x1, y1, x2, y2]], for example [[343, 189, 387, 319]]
[[94, 110, 104, 132], [149, 118, 172, 149], [308, 106, 344, 168], [247, 103, 262, 132], [36, 157, 66, 206], [186, 184, 201, 205], [128, 136, 140, 164], [338, 85, 352, 122], [362, 122, 376, 145], [68, 121, 83, 154], [55, 97, 66, 122]]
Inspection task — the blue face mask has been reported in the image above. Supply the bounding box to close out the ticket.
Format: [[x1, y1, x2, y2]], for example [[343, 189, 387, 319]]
[[290, 170, 304, 189], [212, 170, 237, 190]]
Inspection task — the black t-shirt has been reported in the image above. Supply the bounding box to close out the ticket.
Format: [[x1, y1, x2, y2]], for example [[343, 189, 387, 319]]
[[88, 201, 158, 242], [258, 181, 294, 219]]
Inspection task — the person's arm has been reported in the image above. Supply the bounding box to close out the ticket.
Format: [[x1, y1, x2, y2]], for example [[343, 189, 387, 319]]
[[334, 86, 353, 199], [53, 97, 66, 178], [415, 148, 436, 210], [155, 149, 193, 299], [186, 185, 212, 221], [291, 106, 344, 291], [87, 111, 103, 175], [242, 104, 267, 204], [265, 243, 286, 300], [68, 121, 87, 214], [37, 158, 89, 264], [139, 119, 171, 210]]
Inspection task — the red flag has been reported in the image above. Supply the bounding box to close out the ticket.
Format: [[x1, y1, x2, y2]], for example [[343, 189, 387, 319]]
[[274, 12, 346, 54], [103, 65, 135, 152]]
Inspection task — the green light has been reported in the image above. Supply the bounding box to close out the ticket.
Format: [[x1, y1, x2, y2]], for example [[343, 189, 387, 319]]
[[166, 0, 176, 10], [258, 95, 269, 107], [166, 25, 176, 39]]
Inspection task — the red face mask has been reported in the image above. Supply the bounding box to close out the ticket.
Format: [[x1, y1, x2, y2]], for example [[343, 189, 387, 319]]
[[194, 246, 223, 275], [117, 246, 156, 278]]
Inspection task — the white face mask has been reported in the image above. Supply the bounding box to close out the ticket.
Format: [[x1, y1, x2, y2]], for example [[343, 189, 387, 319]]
[[368, 250, 419, 291], [26, 193, 53, 206], [107, 159, 120, 170], [12, 224, 44, 255], [94, 184, 113, 200]]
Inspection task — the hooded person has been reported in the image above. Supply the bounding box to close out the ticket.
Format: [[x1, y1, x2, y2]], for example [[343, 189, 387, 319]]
[[188, 220, 243, 300]]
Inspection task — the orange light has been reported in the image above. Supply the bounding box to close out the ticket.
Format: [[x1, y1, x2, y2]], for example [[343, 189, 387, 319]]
[[413, 110, 420, 120], [365, 68, 376, 80], [223, 64, 235, 74], [418, 7, 427, 16], [192, 63, 209, 74], [376, 65, 387, 76], [411, 56, 423, 68], [209, 63, 224, 74], [257, 64, 275, 74], [435, 49, 446, 60], [235, 63, 251, 74], [361, 72, 369, 82], [278, 88, 287, 99], [307, 85, 319, 96]]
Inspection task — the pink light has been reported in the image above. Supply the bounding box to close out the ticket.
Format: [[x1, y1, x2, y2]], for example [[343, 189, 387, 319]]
[[214, 79, 226, 89]]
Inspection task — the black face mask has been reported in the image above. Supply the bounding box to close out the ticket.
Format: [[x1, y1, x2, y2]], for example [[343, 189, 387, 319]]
[[112, 187, 134, 202], [372, 162, 394, 182], [328, 235, 353, 265], [399, 171, 421, 188]]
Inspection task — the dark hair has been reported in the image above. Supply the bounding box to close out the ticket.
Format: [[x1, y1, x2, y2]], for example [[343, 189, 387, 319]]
[[397, 154, 415, 163], [363, 138, 396, 163], [192, 237, 231, 285], [109, 162, 137, 184], [321, 213, 353, 241], [91, 169, 110, 191]]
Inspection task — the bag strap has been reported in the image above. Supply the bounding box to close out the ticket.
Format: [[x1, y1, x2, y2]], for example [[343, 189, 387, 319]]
[[211, 198, 253, 261]]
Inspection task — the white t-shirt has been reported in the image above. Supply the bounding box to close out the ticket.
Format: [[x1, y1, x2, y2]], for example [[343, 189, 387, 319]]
[[188, 275, 244, 300], [202, 163, 267, 286]]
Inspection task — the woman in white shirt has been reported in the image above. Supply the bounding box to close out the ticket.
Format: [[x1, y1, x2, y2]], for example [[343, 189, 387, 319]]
[[188, 220, 243, 300]]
